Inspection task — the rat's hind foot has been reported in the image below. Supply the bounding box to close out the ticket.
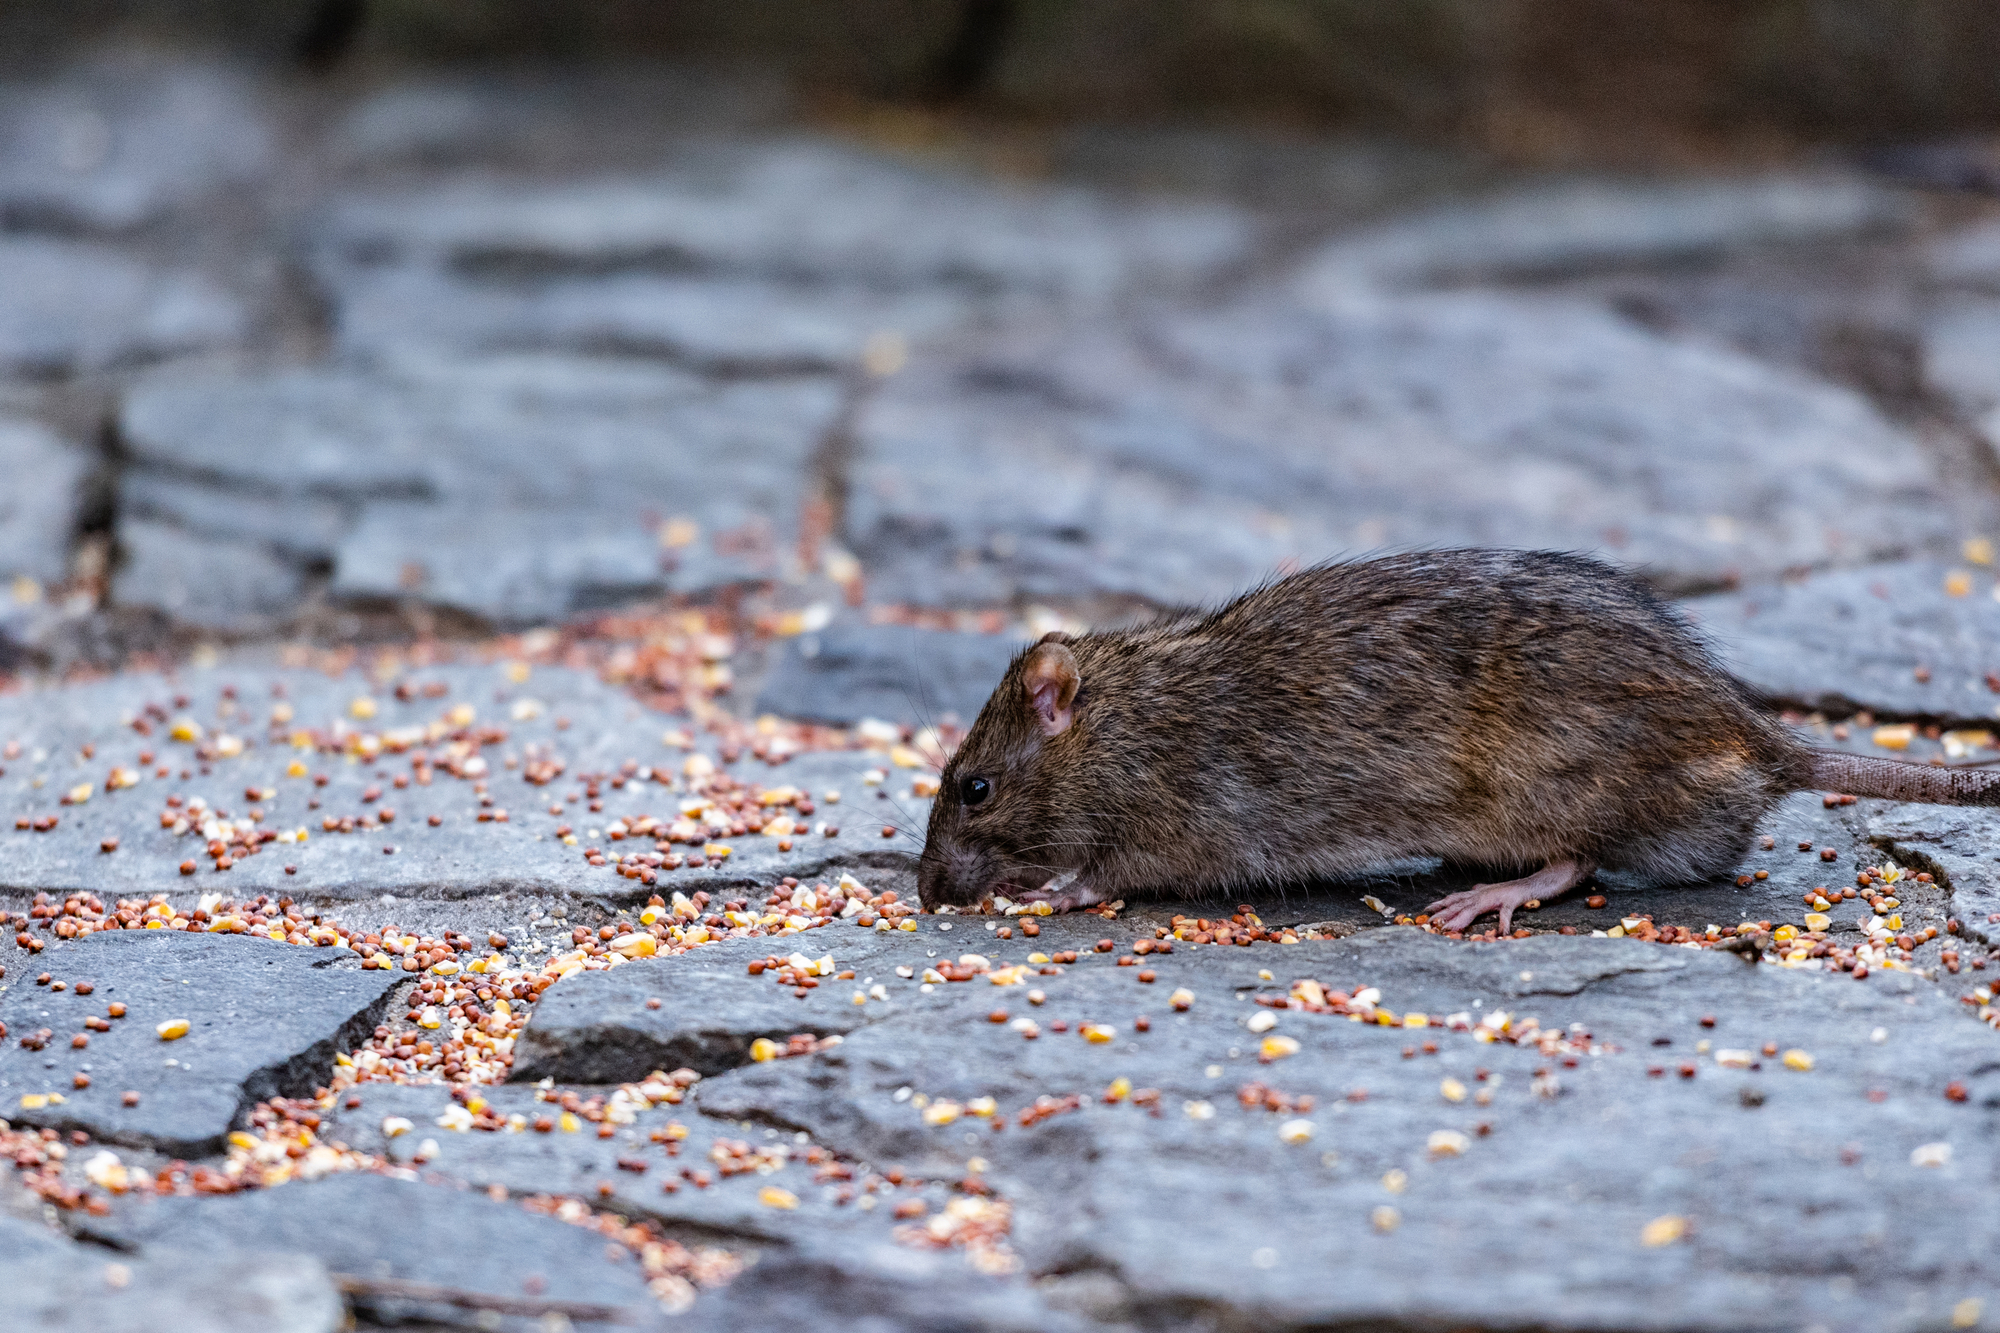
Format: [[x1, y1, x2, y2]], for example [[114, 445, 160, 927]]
[[1012, 870, 1105, 915], [1427, 860, 1592, 935]]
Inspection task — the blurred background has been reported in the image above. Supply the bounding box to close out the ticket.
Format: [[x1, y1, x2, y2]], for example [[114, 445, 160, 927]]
[[4, 0, 2000, 712]]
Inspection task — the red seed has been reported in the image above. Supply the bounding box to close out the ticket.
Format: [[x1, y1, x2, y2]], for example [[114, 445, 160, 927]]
[[122, 1091, 140, 1107], [179, 860, 196, 876]]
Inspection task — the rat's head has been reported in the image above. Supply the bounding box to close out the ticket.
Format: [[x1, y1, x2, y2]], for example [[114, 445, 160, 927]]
[[918, 632, 1089, 910]]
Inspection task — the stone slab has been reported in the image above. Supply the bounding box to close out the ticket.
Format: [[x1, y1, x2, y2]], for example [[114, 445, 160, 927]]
[[1686, 560, 2000, 722], [116, 357, 843, 626], [0, 237, 244, 378], [694, 925, 2000, 1333], [1928, 217, 2000, 293], [109, 518, 307, 631], [511, 930, 924, 1083], [323, 1082, 1085, 1333], [0, 662, 928, 900], [328, 263, 982, 375], [322, 139, 1253, 301], [0, 56, 274, 234], [0, 931, 398, 1155], [1924, 297, 2000, 450], [1301, 173, 1913, 293], [119, 471, 353, 566], [0, 1214, 342, 1333], [76, 1172, 669, 1331], [849, 290, 1948, 608], [753, 619, 1022, 727], [0, 417, 89, 586], [1864, 803, 2000, 939]]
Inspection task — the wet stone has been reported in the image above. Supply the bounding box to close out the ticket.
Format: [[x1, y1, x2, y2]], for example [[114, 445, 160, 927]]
[[0, 237, 244, 378], [1687, 560, 2000, 722], [849, 291, 1946, 609], [753, 619, 1022, 727], [0, 1213, 342, 1333], [75, 1172, 668, 1331], [0, 931, 398, 1155], [0, 663, 925, 900]]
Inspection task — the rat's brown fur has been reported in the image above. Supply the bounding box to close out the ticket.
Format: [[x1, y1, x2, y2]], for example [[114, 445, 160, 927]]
[[916, 549, 1999, 913]]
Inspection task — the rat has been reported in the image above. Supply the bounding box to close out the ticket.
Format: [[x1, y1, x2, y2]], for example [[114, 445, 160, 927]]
[[916, 548, 1999, 932]]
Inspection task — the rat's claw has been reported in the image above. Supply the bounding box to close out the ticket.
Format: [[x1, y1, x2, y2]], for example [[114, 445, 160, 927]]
[[1427, 884, 1525, 933], [1425, 860, 1593, 934], [1013, 871, 1104, 914]]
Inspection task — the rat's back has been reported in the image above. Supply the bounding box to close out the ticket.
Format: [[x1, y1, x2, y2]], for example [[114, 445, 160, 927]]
[[1101, 549, 1805, 887]]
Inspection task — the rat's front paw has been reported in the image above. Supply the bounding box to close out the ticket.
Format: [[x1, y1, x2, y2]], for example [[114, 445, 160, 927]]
[[1427, 885, 1518, 933], [1014, 871, 1104, 914]]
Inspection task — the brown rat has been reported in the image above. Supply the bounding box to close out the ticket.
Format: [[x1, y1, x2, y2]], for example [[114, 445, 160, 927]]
[[916, 549, 1999, 931]]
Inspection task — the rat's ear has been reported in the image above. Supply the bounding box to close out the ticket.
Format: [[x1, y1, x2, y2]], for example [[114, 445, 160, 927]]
[[1021, 638, 1080, 737]]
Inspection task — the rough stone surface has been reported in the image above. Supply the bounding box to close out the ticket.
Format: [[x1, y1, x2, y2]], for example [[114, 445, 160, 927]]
[[1865, 803, 2000, 937], [8, 54, 2000, 1333], [850, 292, 1948, 608], [754, 619, 1022, 727], [323, 1083, 1086, 1333], [0, 931, 398, 1154], [0, 1214, 342, 1333], [1687, 560, 2000, 721], [511, 930, 918, 1082], [115, 358, 844, 626], [76, 1173, 668, 1330], [694, 927, 1999, 1333], [0, 663, 927, 900], [0, 237, 244, 378]]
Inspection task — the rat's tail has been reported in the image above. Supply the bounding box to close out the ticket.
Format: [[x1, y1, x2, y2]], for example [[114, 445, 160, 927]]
[[1809, 750, 2000, 806]]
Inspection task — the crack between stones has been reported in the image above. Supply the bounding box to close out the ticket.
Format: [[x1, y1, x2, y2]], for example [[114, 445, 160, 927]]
[[1867, 832, 1990, 947]]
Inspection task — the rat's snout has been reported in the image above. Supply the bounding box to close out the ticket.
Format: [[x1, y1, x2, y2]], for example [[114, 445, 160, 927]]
[[916, 831, 991, 910], [917, 842, 971, 909]]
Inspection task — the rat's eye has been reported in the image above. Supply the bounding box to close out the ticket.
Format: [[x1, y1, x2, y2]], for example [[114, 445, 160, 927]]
[[960, 776, 991, 807]]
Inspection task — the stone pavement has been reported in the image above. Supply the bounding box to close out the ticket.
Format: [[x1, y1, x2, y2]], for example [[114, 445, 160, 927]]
[[5, 47, 2000, 1333]]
